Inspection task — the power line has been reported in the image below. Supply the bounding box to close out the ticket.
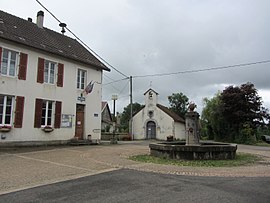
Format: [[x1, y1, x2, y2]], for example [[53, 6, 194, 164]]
[[103, 77, 121, 92], [133, 60, 270, 78], [104, 74, 117, 82], [103, 77, 129, 86], [35, 0, 128, 78], [118, 79, 129, 96]]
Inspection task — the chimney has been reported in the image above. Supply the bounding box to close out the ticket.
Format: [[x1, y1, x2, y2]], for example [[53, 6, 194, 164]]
[[36, 11, 44, 28], [28, 18, 32, 22]]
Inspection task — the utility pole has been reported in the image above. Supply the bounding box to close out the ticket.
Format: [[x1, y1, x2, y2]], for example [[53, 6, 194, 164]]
[[111, 94, 118, 144], [129, 76, 133, 140]]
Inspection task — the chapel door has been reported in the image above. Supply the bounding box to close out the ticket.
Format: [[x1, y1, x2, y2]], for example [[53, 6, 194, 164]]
[[146, 121, 156, 139], [75, 104, 85, 139]]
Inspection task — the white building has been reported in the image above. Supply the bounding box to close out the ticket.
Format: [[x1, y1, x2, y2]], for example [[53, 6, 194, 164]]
[[101, 101, 113, 133], [0, 10, 110, 145], [132, 89, 186, 140]]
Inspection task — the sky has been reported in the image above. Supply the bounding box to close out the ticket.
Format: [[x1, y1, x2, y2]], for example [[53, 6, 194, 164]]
[[1, 0, 270, 114]]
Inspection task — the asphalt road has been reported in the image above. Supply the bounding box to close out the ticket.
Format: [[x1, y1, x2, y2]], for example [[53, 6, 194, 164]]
[[0, 169, 269, 203]]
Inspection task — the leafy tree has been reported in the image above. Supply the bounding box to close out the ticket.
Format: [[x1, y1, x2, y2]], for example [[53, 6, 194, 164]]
[[120, 102, 144, 132], [220, 82, 270, 142], [168, 92, 189, 118], [201, 82, 270, 144], [201, 93, 227, 141]]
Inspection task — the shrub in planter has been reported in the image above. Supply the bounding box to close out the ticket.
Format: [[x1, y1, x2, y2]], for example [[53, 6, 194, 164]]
[[0, 125, 12, 132], [167, 135, 174, 141], [42, 126, 54, 132]]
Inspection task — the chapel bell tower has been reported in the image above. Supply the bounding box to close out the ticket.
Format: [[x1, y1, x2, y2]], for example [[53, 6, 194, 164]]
[[144, 89, 158, 108]]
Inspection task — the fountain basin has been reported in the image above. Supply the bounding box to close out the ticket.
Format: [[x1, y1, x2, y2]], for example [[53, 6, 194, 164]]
[[149, 141, 237, 160]]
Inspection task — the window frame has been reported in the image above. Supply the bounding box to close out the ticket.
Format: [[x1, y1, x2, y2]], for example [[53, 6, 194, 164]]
[[77, 69, 87, 90], [41, 100, 55, 127], [1, 48, 19, 77], [0, 95, 15, 126], [44, 60, 57, 84]]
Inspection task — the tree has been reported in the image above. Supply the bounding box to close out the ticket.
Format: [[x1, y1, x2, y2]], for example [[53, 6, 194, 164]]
[[201, 93, 227, 141], [220, 82, 270, 143], [168, 92, 189, 118], [120, 103, 144, 132], [201, 82, 270, 144]]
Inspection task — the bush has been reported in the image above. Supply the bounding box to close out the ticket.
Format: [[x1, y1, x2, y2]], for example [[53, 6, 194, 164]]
[[237, 123, 256, 144]]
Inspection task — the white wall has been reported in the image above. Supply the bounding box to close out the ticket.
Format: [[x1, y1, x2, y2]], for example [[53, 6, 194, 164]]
[[132, 105, 185, 140], [132, 108, 145, 139], [132, 89, 186, 140], [154, 108, 174, 140], [174, 122, 186, 140], [0, 41, 103, 142]]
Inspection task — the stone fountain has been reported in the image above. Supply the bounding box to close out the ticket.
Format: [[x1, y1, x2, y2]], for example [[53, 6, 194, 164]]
[[149, 103, 237, 160]]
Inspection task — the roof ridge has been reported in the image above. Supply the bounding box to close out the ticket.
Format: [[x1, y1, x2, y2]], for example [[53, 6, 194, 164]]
[[0, 9, 109, 71], [0, 9, 77, 42]]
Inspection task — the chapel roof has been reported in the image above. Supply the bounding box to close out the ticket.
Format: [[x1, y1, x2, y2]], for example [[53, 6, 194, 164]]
[[144, 88, 159, 95], [157, 104, 185, 123]]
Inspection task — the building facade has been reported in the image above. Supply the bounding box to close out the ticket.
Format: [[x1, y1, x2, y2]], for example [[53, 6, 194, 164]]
[[132, 89, 186, 140], [0, 10, 110, 145], [101, 101, 113, 133]]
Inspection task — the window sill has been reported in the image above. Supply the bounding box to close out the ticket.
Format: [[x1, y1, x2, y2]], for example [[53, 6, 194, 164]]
[[44, 83, 56, 86]]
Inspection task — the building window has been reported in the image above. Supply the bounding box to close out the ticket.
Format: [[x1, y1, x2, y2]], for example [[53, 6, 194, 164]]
[[148, 111, 154, 118], [44, 60, 56, 84], [149, 91, 153, 100], [34, 99, 62, 129], [41, 100, 54, 127], [77, 69, 86, 89], [0, 95, 14, 126], [37, 58, 64, 86], [1, 48, 18, 77]]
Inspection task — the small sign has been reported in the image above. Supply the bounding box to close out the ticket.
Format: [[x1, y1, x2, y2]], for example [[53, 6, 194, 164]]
[[61, 114, 72, 128], [77, 96, 85, 102]]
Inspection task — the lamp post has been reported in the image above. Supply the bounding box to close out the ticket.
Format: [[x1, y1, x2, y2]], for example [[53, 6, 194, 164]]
[[111, 94, 118, 118]]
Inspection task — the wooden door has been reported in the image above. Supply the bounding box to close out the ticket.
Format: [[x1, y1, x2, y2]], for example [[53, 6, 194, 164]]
[[75, 104, 85, 139], [146, 121, 156, 139]]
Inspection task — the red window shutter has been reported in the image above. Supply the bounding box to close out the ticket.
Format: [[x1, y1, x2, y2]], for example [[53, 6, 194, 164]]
[[0, 47, 2, 68], [18, 53, 28, 80], [54, 101, 62, 128], [57, 63, 64, 87], [14, 96, 25, 128], [34, 98, 43, 128], [37, 58, 44, 83]]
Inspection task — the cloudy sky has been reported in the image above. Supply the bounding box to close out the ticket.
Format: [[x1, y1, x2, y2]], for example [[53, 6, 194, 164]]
[[2, 0, 270, 113]]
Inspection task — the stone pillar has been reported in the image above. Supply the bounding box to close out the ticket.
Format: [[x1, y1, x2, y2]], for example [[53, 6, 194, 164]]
[[185, 104, 200, 145]]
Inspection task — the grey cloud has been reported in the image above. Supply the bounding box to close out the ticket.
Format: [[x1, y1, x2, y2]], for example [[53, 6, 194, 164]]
[[2, 0, 270, 113]]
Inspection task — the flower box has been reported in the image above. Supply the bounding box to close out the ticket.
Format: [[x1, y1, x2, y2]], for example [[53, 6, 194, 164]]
[[0, 125, 12, 132], [42, 126, 54, 132], [167, 135, 174, 141]]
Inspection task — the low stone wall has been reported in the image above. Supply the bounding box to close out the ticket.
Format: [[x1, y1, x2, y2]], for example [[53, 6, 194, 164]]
[[149, 141, 237, 160], [0, 140, 69, 148], [101, 133, 131, 141]]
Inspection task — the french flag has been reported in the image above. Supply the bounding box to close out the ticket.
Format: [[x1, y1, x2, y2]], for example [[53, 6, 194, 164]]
[[85, 81, 94, 94]]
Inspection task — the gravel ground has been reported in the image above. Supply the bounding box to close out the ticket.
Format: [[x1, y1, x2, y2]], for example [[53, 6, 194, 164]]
[[0, 141, 269, 195]]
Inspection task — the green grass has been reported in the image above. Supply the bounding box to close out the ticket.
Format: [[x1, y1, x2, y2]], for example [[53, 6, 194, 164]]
[[129, 153, 262, 167]]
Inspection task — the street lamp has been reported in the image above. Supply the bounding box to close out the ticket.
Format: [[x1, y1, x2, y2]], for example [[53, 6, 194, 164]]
[[111, 94, 118, 118]]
